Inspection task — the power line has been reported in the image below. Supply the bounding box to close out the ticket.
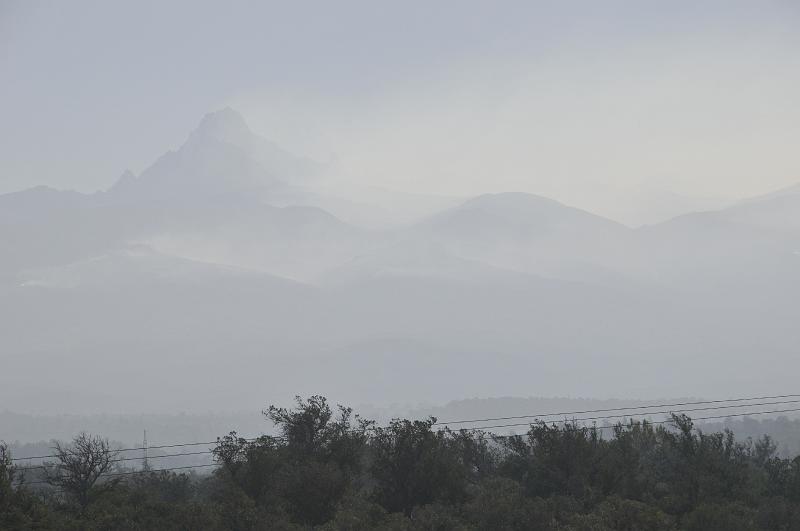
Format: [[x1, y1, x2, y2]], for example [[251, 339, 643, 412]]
[[16, 401, 799, 468], [105, 463, 219, 477], [432, 393, 800, 426], [16, 449, 218, 471], [441, 399, 800, 431], [11, 405, 800, 487], [15, 401, 776, 470], [9, 394, 800, 464], [12, 435, 283, 462], [472, 405, 800, 433], [19, 463, 221, 486]]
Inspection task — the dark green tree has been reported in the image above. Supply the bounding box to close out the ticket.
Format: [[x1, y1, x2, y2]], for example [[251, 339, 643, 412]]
[[368, 418, 492, 515]]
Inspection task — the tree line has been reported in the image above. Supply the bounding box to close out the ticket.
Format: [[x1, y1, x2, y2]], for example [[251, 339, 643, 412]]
[[3, 395, 800, 530]]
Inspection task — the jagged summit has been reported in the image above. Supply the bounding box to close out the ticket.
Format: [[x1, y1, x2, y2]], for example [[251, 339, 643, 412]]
[[199, 106, 248, 128], [189, 107, 253, 146], [109, 169, 137, 192], [185, 107, 321, 182], [102, 108, 321, 199]]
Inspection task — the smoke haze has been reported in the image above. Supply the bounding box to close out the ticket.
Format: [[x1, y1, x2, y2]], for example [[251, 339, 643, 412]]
[[1, 1, 799, 419], [2, 0, 800, 224]]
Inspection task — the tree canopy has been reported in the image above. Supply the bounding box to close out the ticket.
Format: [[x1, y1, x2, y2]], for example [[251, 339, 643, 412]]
[[3, 396, 800, 530]]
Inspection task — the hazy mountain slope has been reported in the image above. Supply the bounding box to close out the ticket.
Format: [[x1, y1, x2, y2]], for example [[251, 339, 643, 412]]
[[404, 192, 632, 282], [0, 261, 676, 411], [0, 187, 132, 275], [0, 185, 90, 216], [0, 109, 373, 282], [146, 201, 373, 281], [186, 107, 322, 182], [721, 188, 800, 231], [264, 183, 464, 229], [108, 108, 311, 201], [737, 181, 800, 207], [3, 109, 800, 415], [0, 247, 331, 412], [632, 188, 800, 284]]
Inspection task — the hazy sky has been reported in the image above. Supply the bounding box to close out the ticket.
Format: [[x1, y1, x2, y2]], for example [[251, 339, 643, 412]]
[[2, 0, 799, 220]]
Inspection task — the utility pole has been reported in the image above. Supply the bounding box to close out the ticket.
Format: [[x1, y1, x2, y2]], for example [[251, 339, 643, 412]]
[[142, 429, 149, 471]]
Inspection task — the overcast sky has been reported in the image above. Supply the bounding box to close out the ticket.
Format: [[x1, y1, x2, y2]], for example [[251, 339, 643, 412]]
[[2, 0, 799, 221]]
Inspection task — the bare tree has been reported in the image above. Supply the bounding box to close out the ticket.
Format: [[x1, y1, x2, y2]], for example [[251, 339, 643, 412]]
[[45, 433, 118, 512], [1, 441, 18, 497]]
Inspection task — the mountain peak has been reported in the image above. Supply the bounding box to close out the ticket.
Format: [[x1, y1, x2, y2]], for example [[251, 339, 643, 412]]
[[425, 191, 628, 236], [190, 107, 252, 145], [109, 169, 137, 193], [464, 192, 562, 209]]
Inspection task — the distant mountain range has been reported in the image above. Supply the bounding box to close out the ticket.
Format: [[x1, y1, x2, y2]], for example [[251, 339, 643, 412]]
[[1, 109, 798, 413]]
